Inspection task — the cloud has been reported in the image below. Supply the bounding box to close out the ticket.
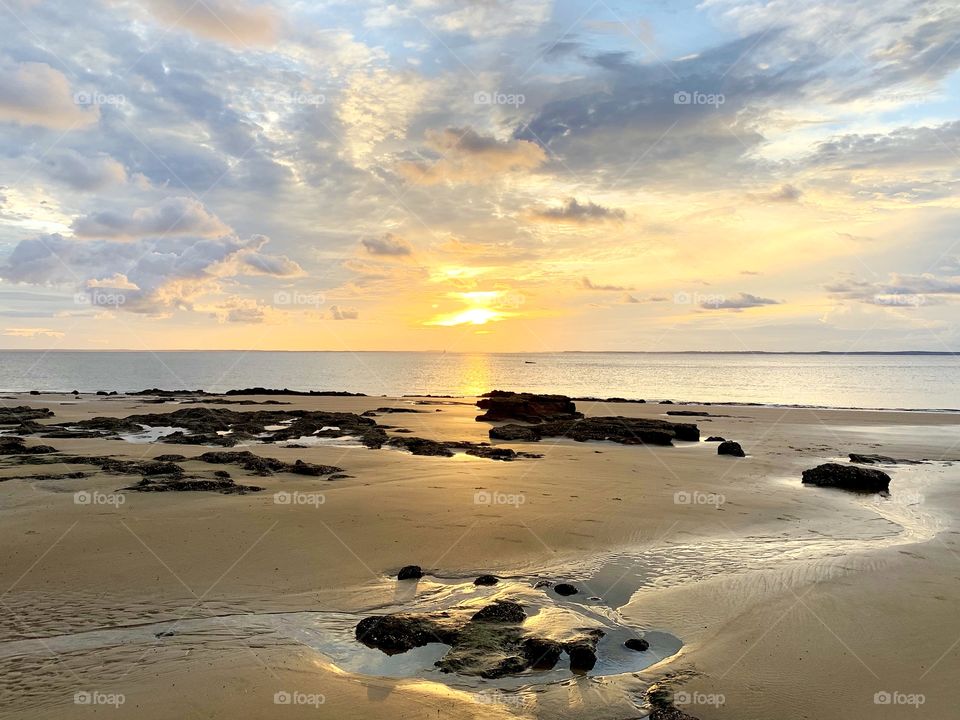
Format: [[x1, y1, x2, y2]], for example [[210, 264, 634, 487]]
[[700, 292, 781, 310], [581, 277, 633, 292], [3, 327, 63, 338], [622, 293, 668, 303], [72, 197, 230, 238], [0, 61, 99, 129], [140, 0, 280, 46], [362, 233, 412, 256], [0, 233, 303, 316], [531, 198, 626, 224], [44, 150, 127, 191], [827, 272, 960, 306], [330, 305, 359, 320], [397, 128, 546, 185], [749, 184, 803, 203]]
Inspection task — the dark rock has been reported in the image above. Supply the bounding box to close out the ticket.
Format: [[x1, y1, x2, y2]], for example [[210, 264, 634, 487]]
[[533, 580, 553, 588], [375, 407, 423, 413], [398, 565, 424, 580], [0, 406, 54, 424], [213, 470, 231, 479], [717, 441, 745, 457], [563, 629, 604, 672], [474, 574, 499, 586], [355, 614, 456, 654], [223, 388, 366, 397], [625, 638, 649, 651], [197, 450, 342, 477], [491, 417, 699, 445], [849, 453, 922, 465], [0, 437, 56, 455], [553, 583, 579, 596], [476, 391, 582, 423], [96, 391, 109, 396], [154, 454, 187, 462], [521, 637, 562, 669], [659, 400, 674, 404], [386, 436, 454, 457], [471, 601, 526, 623], [666, 411, 710, 416], [802, 463, 891, 493], [705, 436, 725, 442], [124, 477, 262, 494]]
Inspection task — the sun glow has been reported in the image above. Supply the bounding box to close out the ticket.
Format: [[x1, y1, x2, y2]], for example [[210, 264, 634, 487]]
[[425, 290, 517, 327]]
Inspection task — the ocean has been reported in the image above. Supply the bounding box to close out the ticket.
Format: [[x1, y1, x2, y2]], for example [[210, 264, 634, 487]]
[[1, 351, 958, 410]]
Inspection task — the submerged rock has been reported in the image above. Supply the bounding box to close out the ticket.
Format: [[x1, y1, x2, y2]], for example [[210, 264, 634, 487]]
[[522, 637, 563, 669], [625, 638, 650, 651], [802, 463, 891, 493], [355, 614, 457, 655], [476, 391, 582, 423], [717, 441, 745, 457]]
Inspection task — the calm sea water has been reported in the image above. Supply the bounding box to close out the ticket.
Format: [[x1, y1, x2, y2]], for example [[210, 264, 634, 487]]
[[0, 352, 957, 410]]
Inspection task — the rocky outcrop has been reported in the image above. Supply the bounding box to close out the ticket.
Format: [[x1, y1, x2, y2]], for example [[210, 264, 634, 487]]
[[124, 477, 263, 494], [387, 437, 455, 457], [802, 463, 891, 493], [196, 450, 342, 477], [0, 406, 54, 424], [0, 437, 56, 455], [476, 391, 582, 423], [474, 575, 499, 586], [490, 417, 700, 445], [356, 600, 608, 679], [717, 441, 745, 457], [397, 565, 424, 580]]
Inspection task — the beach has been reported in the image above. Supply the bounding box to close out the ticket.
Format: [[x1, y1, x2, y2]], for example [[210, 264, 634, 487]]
[[1, 390, 958, 719]]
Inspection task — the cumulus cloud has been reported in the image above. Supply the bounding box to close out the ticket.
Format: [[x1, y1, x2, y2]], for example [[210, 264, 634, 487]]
[[0, 233, 303, 316], [44, 150, 127, 191], [72, 197, 230, 238], [700, 292, 781, 310], [397, 128, 546, 185], [531, 198, 626, 224], [0, 60, 99, 129], [140, 0, 280, 45], [362, 233, 412, 256], [330, 305, 359, 320]]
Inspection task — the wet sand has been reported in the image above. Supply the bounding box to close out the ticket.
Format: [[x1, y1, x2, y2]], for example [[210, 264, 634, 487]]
[[1, 392, 959, 718]]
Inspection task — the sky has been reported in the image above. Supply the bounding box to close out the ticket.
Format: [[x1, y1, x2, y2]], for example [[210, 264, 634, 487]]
[[1, 0, 959, 352]]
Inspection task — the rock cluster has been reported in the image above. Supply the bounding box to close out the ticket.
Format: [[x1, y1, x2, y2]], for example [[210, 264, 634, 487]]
[[490, 417, 700, 445], [802, 463, 891, 493], [476, 391, 583, 423]]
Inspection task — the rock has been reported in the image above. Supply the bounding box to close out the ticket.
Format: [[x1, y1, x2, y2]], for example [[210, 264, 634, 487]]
[[398, 565, 424, 580], [474, 574, 499, 586], [213, 470, 231, 479], [386, 436, 454, 457], [666, 410, 710, 416], [197, 450, 341, 477], [124, 477, 262, 494], [0, 406, 54, 424], [533, 580, 553, 588], [355, 614, 456, 655], [0, 437, 56, 455], [659, 400, 674, 405], [625, 638, 649, 651], [488, 424, 541, 442], [521, 637, 562, 669], [476, 391, 583, 423], [802, 463, 891, 493], [375, 407, 423, 413], [849, 453, 922, 465], [96, 391, 108, 396], [717, 441, 745, 457], [563, 629, 604, 672], [705, 436, 725, 442], [471, 600, 526, 623], [491, 416, 699, 445], [553, 583, 578, 596]]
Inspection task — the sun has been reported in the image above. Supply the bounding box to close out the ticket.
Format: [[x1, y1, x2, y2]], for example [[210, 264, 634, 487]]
[[425, 291, 516, 327]]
